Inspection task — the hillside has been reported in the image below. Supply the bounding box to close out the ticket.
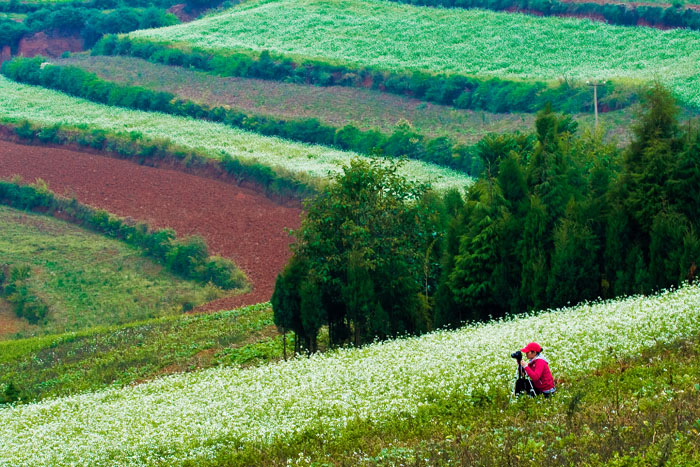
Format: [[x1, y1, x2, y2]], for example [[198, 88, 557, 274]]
[[1, 0, 699, 464], [0, 204, 225, 338], [0, 139, 301, 311], [1, 284, 699, 465], [131, 0, 700, 107], [0, 302, 285, 403]]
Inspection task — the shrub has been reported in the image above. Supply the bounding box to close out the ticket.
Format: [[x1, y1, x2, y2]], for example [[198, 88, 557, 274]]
[[2, 264, 49, 324], [14, 120, 35, 141]]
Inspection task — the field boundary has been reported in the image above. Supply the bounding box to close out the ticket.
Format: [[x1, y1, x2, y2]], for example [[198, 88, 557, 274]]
[[0, 119, 315, 203], [93, 35, 640, 114], [0, 176, 248, 290], [382, 0, 700, 31]]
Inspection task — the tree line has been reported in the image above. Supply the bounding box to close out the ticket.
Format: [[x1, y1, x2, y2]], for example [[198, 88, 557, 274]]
[[391, 0, 700, 31], [0, 4, 178, 52], [272, 84, 700, 352]]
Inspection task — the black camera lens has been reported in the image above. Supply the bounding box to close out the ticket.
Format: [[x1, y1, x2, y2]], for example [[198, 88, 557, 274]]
[[511, 350, 522, 360]]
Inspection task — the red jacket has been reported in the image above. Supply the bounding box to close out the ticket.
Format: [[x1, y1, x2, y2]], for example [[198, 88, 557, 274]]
[[524, 356, 554, 392]]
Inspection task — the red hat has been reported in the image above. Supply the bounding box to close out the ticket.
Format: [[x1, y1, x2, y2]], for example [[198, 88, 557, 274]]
[[521, 342, 542, 353]]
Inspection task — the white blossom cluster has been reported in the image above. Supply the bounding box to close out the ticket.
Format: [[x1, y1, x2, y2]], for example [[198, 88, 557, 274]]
[[1, 284, 699, 466], [133, 0, 700, 107], [0, 77, 471, 192]]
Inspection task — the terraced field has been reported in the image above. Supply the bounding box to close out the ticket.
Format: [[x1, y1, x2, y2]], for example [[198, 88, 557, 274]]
[[57, 54, 636, 144], [132, 0, 700, 107], [0, 76, 473, 191], [0, 302, 286, 403], [0, 139, 301, 312], [0, 204, 225, 338]]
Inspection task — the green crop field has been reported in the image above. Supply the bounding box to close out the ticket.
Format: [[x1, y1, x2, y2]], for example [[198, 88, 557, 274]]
[[1, 283, 699, 465], [131, 0, 700, 107], [0, 76, 472, 191], [0, 302, 287, 403], [57, 54, 638, 144], [0, 205, 226, 339]]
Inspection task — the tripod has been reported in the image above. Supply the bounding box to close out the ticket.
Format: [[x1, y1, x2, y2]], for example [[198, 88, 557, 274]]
[[510, 359, 536, 402]]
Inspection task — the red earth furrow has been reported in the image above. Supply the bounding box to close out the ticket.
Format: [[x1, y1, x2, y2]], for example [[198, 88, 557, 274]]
[[0, 140, 302, 311]]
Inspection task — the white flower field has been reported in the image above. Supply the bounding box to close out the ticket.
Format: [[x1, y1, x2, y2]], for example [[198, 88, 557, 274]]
[[132, 0, 700, 107], [1, 283, 699, 466], [0, 77, 472, 192]]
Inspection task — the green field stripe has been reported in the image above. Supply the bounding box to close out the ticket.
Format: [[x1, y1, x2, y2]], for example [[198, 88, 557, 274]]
[[0, 76, 472, 191], [130, 0, 700, 107]]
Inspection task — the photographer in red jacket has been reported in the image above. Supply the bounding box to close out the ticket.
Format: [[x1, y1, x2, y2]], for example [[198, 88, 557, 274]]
[[519, 342, 556, 397]]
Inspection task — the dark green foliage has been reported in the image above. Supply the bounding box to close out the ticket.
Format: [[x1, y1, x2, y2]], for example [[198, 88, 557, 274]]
[[0, 382, 21, 405], [5, 3, 180, 50], [379, 0, 700, 31], [0, 0, 181, 14], [0, 18, 28, 51], [270, 83, 700, 336], [272, 158, 444, 349], [440, 84, 700, 320], [0, 179, 245, 290], [1, 264, 49, 324]]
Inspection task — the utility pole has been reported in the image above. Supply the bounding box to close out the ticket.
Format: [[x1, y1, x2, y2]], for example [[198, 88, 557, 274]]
[[586, 80, 605, 129]]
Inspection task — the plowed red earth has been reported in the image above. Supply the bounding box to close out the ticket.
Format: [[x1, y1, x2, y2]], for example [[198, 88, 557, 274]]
[[0, 140, 302, 312]]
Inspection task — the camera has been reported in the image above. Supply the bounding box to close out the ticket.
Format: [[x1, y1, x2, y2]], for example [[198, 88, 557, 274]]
[[510, 350, 522, 361]]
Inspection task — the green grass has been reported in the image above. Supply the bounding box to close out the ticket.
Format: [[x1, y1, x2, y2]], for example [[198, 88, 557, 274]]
[[208, 335, 700, 466], [0, 205, 230, 339], [57, 54, 642, 145], [131, 0, 700, 108], [0, 302, 286, 403]]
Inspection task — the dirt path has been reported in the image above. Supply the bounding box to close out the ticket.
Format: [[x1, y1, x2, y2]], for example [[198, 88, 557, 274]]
[[0, 140, 302, 311], [0, 299, 24, 338]]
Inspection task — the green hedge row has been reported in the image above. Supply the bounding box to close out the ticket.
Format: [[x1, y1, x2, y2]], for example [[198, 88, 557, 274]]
[[393, 0, 700, 31], [1, 57, 483, 174], [92, 35, 639, 115], [0, 2, 180, 51], [4, 0, 699, 31], [0, 264, 49, 324], [2, 118, 317, 200], [0, 177, 247, 290], [0, 0, 183, 14]]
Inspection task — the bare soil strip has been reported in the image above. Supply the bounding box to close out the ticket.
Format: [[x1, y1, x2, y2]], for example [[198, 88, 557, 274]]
[[0, 140, 302, 311]]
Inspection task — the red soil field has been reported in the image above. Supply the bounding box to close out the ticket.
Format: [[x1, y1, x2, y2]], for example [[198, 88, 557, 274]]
[[0, 140, 302, 312]]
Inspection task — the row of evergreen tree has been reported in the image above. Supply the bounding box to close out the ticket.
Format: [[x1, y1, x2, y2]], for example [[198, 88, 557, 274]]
[[272, 84, 700, 352]]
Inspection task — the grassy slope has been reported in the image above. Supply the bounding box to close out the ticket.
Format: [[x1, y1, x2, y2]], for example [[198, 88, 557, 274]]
[[217, 335, 700, 466], [0, 303, 286, 403], [131, 0, 700, 108], [0, 205, 226, 339], [0, 76, 472, 192], [1, 284, 699, 465], [57, 54, 637, 145]]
